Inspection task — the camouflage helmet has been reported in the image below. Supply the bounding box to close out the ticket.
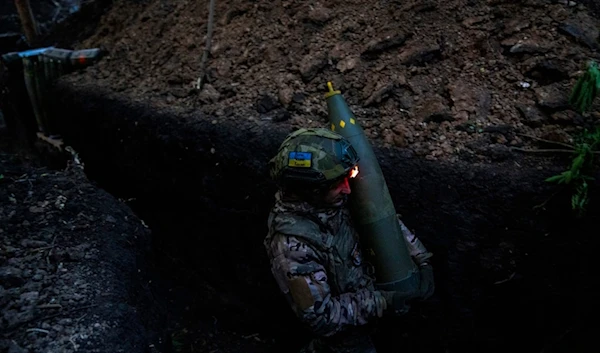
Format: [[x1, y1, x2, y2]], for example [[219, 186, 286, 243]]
[[269, 128, 359, 188]]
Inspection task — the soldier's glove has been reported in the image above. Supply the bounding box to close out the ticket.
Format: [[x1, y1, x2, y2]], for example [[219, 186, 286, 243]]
[[379, 218, 435, 317], [380, 290, 412, 317], [416, 263, 435, 300], [381, 264, 435, 313], [397, 216, 433, 266]]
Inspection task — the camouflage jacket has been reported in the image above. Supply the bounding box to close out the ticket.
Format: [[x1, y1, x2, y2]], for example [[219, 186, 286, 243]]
[[264, 191, 388, 338]]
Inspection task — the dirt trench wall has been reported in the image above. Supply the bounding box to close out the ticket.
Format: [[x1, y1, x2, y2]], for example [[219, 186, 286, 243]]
[[48, 79, 598, 353], [0, 143, 161, 353]]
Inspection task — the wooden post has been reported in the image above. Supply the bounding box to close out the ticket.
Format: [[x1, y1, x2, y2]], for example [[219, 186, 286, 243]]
[[14, 0, 39, 46]]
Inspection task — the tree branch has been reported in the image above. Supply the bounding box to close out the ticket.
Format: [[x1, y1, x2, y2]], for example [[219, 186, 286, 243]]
[[14, 0, 39, 46], [511, 147, 600, 154], [517, 133, 575, 149], [195, 0, 216, 90]]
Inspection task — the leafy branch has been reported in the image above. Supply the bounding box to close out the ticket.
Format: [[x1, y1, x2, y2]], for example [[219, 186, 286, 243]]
[[543, 127, 600, 216], [544, 60, 600, 216], [569, 61, 600, 114], [516, 61, 600, 216]]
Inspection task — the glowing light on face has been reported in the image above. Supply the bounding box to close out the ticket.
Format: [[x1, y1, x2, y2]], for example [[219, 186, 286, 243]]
[[350, 166, 359, 178]]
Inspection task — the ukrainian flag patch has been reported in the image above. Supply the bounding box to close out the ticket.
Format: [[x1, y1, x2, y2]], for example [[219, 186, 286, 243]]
[[288, 152, 312, 167]]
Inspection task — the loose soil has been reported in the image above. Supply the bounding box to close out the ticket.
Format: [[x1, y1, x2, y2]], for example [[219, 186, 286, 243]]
[[62, 0, 600, 162], [0, 131, 278, 352], [0, 133, 154, 352]]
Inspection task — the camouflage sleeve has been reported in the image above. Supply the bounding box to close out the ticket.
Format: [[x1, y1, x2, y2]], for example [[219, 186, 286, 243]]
[[268, 233, 388, 337]]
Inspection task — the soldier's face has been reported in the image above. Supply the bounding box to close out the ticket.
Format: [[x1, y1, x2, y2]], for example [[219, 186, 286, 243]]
[[323, 177, 351, 206]]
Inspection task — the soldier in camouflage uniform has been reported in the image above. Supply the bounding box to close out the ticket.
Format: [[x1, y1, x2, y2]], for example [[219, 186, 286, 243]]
[[264, 128, 435, 353]]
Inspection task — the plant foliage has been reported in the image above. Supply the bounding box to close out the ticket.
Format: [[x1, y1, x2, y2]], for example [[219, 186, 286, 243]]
[[545, 127, 600, 216], [569, 61, 600, 114]]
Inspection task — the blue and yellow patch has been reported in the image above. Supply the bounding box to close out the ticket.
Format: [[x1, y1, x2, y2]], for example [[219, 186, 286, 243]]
[[288, 152, 312, 167]]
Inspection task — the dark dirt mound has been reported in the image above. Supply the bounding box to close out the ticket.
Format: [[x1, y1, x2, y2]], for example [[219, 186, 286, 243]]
[[63, 0, 600, 162], [0, 134, 157, 352], [0, 134, 277, 352]]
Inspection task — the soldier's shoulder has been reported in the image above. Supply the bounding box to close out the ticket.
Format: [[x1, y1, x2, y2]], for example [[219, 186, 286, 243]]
[[268, 211, 328, 249], [269, 212, 320, 235]]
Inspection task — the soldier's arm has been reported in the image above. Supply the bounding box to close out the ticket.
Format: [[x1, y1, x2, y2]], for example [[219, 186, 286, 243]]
[[268, 234, 388, 337]]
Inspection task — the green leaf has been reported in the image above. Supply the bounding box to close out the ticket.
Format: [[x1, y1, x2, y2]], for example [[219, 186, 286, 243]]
[[563, 170, 573, 184], [570, 154, 585, 174], [591, 128, 600, 148], [572, 181, 589, 211], [545, 173, 566, 183], [570, 61, 600, 113]]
